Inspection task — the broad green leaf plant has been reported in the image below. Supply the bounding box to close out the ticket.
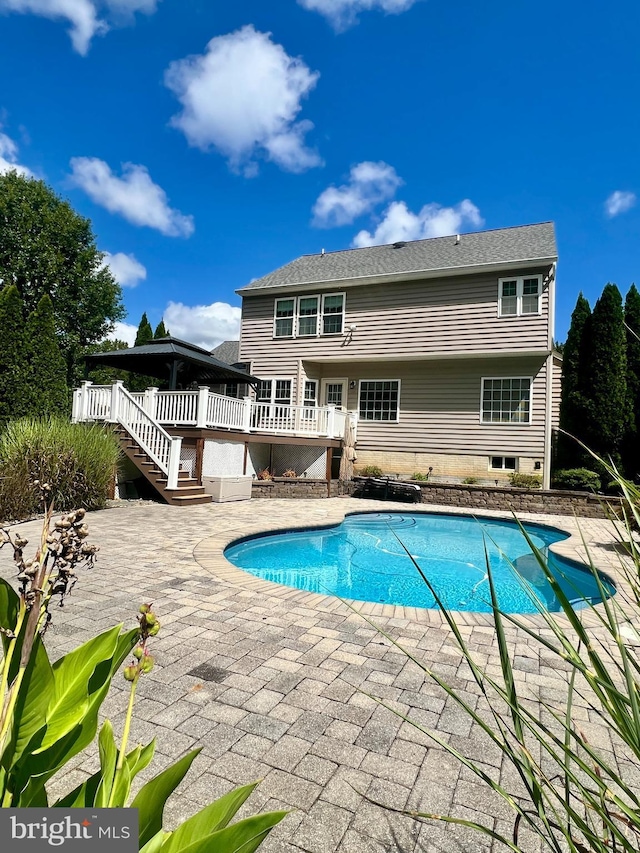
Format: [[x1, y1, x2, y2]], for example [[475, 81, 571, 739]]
[[0, 487, 286, 851], [361, 455, 640, 852]]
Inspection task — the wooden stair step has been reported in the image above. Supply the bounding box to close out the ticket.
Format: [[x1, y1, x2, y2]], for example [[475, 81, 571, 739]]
[[170, 493, 212, 505]]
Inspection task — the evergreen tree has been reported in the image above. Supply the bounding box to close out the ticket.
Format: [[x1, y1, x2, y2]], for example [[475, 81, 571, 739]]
[[153, 320, 168, 339], [0, 285, 27, 425], [581, 284, 628, 467], [623, 284, 640, 477], [0, 172, 124, 386], [134, 313, 153, 347], [557, 293, 591, 467], [23, 294, 69, 417], [130, 313, 155, 391]]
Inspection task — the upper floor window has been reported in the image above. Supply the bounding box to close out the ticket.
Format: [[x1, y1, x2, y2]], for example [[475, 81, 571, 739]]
[[359, 380, 400, 422], [273, 293, 345, 338], [498, 276, 541, 317], [481, 377, 532, 424], [304, 380, 317, 405]]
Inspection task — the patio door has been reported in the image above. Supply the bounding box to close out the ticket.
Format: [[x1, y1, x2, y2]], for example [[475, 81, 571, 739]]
[[321, 378, 348, 410]]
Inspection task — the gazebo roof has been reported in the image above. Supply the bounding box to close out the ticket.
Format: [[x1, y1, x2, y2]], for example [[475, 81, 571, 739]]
[[85, 337, 257, 388]]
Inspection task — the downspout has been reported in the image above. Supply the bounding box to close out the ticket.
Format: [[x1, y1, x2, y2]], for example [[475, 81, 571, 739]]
[[543, 262, 557, 490]]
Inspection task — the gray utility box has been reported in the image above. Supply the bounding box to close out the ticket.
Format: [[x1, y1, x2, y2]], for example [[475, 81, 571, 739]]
[[202, 475, 253, 503]]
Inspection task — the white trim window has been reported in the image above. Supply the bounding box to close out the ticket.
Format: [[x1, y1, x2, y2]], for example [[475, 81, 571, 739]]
[[359, 380, 400, 422], [498, 275, 542, 317], [489, 456, 517, 471], [273, 293, 345, 338], [481, 377, 532, 424], [274, 298, 295, 337], [321, 293, 345, 334], [256, 379, 292, 405], [303, 380, 318, 405]]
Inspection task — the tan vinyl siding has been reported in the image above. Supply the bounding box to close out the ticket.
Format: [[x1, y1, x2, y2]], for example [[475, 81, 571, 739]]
[[240, 268, 550, 364], [551, 353, 562, 430], [321, 357, 548, 457]]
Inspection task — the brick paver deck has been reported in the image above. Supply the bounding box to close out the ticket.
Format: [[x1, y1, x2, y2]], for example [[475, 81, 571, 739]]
[[0, 498, 632, 852]]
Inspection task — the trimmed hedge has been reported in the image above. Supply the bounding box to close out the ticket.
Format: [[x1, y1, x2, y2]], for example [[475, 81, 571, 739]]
[[508, 472, 542, 490], [551, 468, 602, 492], [0, 418, 121, 521]]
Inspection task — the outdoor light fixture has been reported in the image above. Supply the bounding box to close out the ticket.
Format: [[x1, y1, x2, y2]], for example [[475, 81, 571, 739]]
[[349, 381, 356, 389]]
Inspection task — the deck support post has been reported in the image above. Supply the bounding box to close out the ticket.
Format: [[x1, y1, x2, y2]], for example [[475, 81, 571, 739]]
[[109, 381, 123, 423], [78, 381, 92, 422], [196, 386, 209, 428], [143, 386, 158, 419], [326, 405, 336, 438], [167, 436, 182, 490], [242, 397, 252, 432]]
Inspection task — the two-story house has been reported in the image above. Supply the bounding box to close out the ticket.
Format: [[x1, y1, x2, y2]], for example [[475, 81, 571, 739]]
[[237, 222, 559, 488]]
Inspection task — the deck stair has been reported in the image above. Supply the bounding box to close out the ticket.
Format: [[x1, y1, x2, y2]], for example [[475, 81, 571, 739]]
[[115, 426, 212, 506]]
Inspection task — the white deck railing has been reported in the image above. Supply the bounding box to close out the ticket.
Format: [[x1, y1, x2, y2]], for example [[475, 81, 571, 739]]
[[72, 382, 354, 441]]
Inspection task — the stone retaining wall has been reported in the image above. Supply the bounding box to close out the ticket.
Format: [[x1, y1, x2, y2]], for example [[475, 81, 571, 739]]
[[251, 477, 620, 518], [251, 479, 338, 499]]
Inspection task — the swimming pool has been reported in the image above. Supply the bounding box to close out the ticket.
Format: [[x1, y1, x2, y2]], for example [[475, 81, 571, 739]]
[[224, 511, 615, 614]]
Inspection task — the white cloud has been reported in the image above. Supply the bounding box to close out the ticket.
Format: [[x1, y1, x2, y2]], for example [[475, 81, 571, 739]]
[[101, 251, 147, 287], [297, 0, 418, 30], [605, 190, 636, 218], [0, 130, 33, 176], [313, 161, 402, 227], [163, 301, 241, 351], [106, 321, 137, 346], [353, 198, 483, 247], [0, 0, 159, 55], [70, 157, 194, 237], [165, 25, 322, 175]]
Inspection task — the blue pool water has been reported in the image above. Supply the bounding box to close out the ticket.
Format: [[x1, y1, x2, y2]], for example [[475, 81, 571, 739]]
[[224, 512, 615, 614]]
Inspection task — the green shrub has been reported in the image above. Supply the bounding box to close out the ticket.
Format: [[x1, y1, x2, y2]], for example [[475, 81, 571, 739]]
[[461, 476, 478, 484], [412, 472, 429, 481], [0, 417, 120, 520], [508, 471, 542, 489], [552, 467, 602, 492], [359, 464, 383, 477]]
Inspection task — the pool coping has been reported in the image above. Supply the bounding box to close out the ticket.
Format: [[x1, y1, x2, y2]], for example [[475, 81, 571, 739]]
[[193, 499, 635, 631]]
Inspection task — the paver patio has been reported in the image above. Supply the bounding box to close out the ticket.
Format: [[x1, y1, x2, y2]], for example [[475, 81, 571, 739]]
[[0, 497, 632, 852]]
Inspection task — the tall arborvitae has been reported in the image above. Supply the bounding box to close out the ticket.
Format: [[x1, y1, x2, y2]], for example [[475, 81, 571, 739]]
[[0, 285, 27, 425], [623, 284, 640, 477], [557, 293, 592, 467], [153, 320, 168, 339], [580, 284, 628, 467], [134, 313, 153, 347], [23, 294, 69, 417], [130, 312, 155, 391]]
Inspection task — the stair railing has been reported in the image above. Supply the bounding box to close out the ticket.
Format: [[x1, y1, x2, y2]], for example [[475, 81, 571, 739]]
[[75, 381, 182, 489]]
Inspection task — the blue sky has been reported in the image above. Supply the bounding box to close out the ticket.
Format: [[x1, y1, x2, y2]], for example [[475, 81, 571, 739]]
[[0, 0, 638, 348]]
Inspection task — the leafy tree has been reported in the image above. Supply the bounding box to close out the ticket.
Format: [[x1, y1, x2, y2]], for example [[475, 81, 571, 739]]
[[623, 284, 640, 477], [557, 293, 591, 467], [580, 283, 628, 467], [153, 319, 169, 338], [23, 294, 69, 417], [134, 312, 153, 347], [0, 284, 27, 424], [0, 171, 124, 386]]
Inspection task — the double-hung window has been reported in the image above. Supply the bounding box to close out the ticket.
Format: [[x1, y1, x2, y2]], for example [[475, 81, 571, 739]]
[[481, 378, 532, 424], [321, 294, 344, 334], [498, 276, 541, 316], [274, 293, 345, 337], [359, 380, 400, 422], [256, 379, 292, 405], [274, 299, 295, 337]]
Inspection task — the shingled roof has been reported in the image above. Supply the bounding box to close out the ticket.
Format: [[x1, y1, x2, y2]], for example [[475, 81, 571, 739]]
[[237, 222, 557, 294]]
